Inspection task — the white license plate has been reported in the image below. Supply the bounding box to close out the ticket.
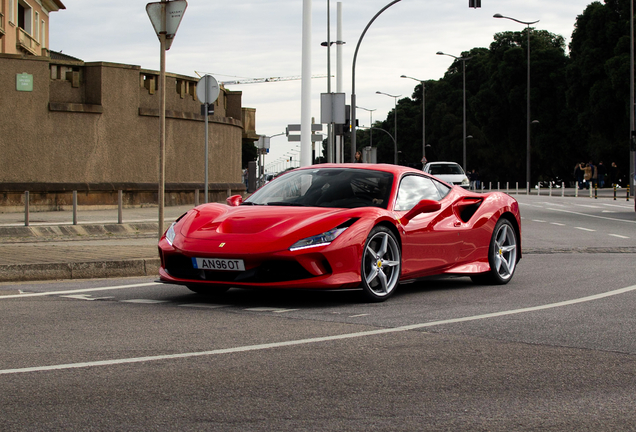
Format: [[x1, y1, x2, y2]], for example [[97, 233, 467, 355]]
[[192, 257, 245, 271]]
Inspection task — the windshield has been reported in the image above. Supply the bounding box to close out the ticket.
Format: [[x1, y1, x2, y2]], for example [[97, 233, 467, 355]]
[[245, 168, 394, 209], [428, 164, 465, 175]]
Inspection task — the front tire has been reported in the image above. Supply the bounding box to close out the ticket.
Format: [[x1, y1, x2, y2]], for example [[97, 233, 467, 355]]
[[361, 226, 401, 302], [471, 218, 518, 285]]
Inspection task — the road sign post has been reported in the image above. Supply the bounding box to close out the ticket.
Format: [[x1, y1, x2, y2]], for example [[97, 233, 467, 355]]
[[146, 0, 187, 239], [196, 75, 220, 203]]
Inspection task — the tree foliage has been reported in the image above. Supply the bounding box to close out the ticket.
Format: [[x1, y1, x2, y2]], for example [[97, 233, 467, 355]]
[[362, 0, 633, 186]]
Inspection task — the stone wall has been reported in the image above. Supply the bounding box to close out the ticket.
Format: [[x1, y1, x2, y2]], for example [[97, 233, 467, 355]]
[[0, 54, 254, 210]]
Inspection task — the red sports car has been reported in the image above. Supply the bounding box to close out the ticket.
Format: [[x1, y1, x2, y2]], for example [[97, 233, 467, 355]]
[[158, 164, 521, 302]]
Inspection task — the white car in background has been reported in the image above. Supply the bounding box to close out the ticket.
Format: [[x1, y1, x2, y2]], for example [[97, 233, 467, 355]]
[[423, 161, 470, 189]]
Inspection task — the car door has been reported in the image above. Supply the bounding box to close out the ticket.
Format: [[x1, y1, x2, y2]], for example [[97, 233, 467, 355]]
[[394, 174, 462, 278]]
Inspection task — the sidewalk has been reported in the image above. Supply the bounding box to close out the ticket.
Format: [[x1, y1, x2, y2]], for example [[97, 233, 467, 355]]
[[0, 204, 194, 283], [0, 188, 632, 284]]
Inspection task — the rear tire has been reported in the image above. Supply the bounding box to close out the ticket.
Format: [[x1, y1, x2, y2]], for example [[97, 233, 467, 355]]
[[471, 218, 518, 285], [361, 226, 401, 302]]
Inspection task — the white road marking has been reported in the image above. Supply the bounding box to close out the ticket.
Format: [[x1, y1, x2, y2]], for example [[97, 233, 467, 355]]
[[546, 208, 636, 224], [60, 295, 114, 301], [575, 227, 596, 232], [0, 282, 163, 300], [609, 234, 630, 239], [120, 299, 169, 304], [3, 284, 636, 375], [574, 204, 603, 209], [531, 220, 546, 223], [349, 314, 370, 318], [550, 222, 566, 226]]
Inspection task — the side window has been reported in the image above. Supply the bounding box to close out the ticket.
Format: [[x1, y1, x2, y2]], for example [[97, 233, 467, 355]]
[[394, 175, 442, 211], [432, 178, 451, 199]]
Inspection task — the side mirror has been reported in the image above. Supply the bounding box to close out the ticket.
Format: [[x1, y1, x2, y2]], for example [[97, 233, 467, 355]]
[[226, 195, 243, 207], [402, 199, 441, 224]]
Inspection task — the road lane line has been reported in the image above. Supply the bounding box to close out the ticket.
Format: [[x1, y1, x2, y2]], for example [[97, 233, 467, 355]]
[[575, 227, 596, 232], [0, 282, 162, 300], [546, 208, 636, 224], [609, 234, 630, 239], [3, 284, 636, 376]]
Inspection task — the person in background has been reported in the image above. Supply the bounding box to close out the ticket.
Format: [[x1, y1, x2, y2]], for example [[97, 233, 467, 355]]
[[597, 161, 606, 188], [354, 151, 363, 163]]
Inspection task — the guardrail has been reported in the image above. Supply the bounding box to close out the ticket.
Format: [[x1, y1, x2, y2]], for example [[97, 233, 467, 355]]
[[20, 188, 236, 227], [472, 181, 631, 201]]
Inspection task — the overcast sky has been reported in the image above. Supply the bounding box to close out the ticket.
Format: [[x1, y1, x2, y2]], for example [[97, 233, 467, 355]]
[[50, 0, 594, 167]]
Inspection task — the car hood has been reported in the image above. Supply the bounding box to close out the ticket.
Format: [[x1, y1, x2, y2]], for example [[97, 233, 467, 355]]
[[173, 204, 369, 254]]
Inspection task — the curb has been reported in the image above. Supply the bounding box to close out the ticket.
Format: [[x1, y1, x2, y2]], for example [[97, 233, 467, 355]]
[[0, 258, 161, 283], [0, 222, 159, 242]]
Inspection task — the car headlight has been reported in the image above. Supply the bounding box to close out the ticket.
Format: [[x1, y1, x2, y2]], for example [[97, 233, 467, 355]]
[[290, 227, 348, 251], [462, 177, 470, 186], [165, 222, 177, 246]]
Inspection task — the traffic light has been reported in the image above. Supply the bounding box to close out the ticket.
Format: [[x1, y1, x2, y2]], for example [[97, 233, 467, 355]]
[[469, 0, 481, 8]]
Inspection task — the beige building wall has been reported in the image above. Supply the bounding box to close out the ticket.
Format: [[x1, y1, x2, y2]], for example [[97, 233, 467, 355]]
[[0, 54, 255, 209], [0, 0, 65, 56]]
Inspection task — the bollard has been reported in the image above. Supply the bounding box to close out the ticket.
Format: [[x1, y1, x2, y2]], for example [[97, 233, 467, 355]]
[[24, 191, 30, 227], [614, 185, 617, 200], [497, 182, 500, 191], [549, 183, 553, 197], [562, 182, 565, 197], [506, 182, 509, 194], [195, 189, 199, 207], [516, 182, 519, 194], [628, 185, 631, 201], [118, 190, 123, 224], [489, 182, 492, 191], [538, 185, 541, 196], [594, 184, 597, 199], [227, 188, 232, 198], [575, 183, 579, 198], [73, 190, 78, 225], [589, 186, 593, 199]]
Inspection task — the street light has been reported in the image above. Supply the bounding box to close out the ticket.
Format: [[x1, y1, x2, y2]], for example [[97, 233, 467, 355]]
[[401, 75, 426, 164], [356, 106, 376, 148], [494, 13, 539, 193], [360, 126, 397, 165], [351, 0, 403, 161], [376, 91, 400, 164], [436, 51, 472, 171]]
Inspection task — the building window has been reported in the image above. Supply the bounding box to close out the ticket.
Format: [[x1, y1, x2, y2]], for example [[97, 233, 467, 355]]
[[9, 0, 15, 24], [17, 0, 32, 35], [41, 20, 45, 48], [34, 11, 39, 41]]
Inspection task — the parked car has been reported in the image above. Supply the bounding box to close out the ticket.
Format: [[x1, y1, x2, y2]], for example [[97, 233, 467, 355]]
[[423, 161, 470, 189], [159, 164, 521, 302]]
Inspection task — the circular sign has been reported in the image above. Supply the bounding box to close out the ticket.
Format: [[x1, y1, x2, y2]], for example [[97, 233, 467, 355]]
[[196, 74, 220, 104]]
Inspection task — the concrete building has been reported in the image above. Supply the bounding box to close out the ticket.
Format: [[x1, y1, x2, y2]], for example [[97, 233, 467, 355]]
[[0, 1, 258, 211], [0, 0, 65, 56]]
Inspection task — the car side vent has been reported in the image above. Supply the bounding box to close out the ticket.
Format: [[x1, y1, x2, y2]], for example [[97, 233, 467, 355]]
[[456, 198, 483, 223], [337, 218, 359, 229]]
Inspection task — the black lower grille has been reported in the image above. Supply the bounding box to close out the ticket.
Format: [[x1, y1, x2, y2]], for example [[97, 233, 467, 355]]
[[164, 254, 319, 283]]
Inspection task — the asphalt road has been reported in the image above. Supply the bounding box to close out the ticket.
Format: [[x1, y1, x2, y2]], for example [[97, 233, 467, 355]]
[[2, 195, 636, 431]]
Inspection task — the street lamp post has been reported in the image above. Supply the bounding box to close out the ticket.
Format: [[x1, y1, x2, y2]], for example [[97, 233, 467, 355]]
[[494, 13, 539, 193], [401, 75, 426, 164], [356, 106, 376, 148], [376, 91, 400, 164], [436, 52, 471, 172], [362, 127, 397, 165], [351, 0, 403, 161]]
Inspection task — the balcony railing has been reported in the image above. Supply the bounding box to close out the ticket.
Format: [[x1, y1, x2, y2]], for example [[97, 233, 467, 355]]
[[0, 12, 5, 37], [17, 27, 38, 55]]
